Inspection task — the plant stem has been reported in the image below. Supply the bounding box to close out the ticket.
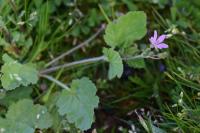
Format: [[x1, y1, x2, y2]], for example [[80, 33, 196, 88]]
[[122, 55, 144, 61], [45, 25, 105, 67], [41, 54, 160, 74], [41, 56, 106, 74], [42, 69, 64, 102], [40, 74, 70, 91]]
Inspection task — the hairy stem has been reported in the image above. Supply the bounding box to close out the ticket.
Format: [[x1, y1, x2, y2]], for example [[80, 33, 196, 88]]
[[45, 25, 105, 67], [41, 54, 161, 74], [40, 74, 70, 91], [41, 56, 106, 74], [42, 69, 64, 102]]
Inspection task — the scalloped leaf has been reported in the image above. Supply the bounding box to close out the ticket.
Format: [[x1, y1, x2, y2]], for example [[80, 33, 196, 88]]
[[103, 48, 123, 79], [104, 11, 147, 48], [0, 118, 34, 133], [0, 99, 52, 133], [0, 86, 32, 107], [1, 54, 38, 90], [56, 77, 99, 130]]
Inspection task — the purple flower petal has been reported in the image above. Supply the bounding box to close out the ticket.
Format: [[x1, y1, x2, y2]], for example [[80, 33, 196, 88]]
[[149, 30, 168, 50], [153, 30, 158, 40], [149, 31, 157, 44], [157, 35, 166, 44], [149, 38, 155, 45], [156, 43, 168, 49]]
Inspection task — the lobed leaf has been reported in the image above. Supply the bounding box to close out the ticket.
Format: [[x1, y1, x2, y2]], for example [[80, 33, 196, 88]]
[[103, 48, 123, 79], [104, 11, 147, 48], [0, 99, 52, 132], [56, 77, 99, 130], [1, 54, 38, 90], [0, 86, 32, 107]]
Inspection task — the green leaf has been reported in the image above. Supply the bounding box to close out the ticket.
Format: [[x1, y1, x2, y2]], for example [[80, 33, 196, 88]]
[[1, 54, 38, 90], [0, 99, 52, 132], [122, 45, 139, 56], [138, 116, 166, 133], [46, 92, 62, 131], [0, 86, 32, 106], [122, 0, 138, 11], [157, 52, 168, 59], [56, 77, 99, 130], [138, 115, 149, 132], [0, 118, 34, 133], [127, 58, 146, 69], [104, 11, 147, 48], [103, 48, 123, 79]]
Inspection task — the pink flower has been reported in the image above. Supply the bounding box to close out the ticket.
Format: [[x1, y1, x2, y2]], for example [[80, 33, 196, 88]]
[[149, 30, 168, 49]]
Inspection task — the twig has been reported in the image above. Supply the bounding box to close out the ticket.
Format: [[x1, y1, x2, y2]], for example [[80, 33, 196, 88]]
[[41, 56, 106, 74], [45, 24, 105, 67]]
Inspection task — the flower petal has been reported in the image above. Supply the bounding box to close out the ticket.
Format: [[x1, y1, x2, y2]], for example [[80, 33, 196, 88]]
[[153, 30, 158, 40], [149, 31, 158, 45], [149, 37, 156, 45], [156, 43, 168, 49], [157, 35, 166, 44]]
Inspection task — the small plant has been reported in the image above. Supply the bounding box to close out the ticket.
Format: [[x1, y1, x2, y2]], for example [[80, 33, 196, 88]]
[[0, 0, 199, 132], [0, 8, 168, 132]]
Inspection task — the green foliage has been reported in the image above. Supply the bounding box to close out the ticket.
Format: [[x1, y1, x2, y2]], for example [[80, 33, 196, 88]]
[[56, 77, 99, 130], [0, 119, 34, 133], [103, 48, 123, 79], [0, 86, 32, 106], [104, 11, 147, 48], [0, 99, 52, 132], [1, 54, 38, 90], [0, 0, 199, 132], [175, 0, 200, 29], [122, 46, 146, 68], [138, 115, 166, 133], [127, 58, 146, 69]]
